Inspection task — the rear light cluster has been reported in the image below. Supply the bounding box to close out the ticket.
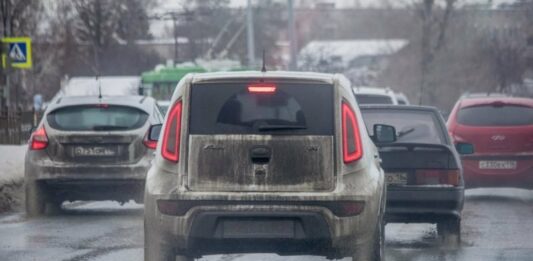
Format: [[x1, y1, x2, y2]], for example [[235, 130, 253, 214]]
[[143, 135, 157, 150], [30, 126, 48, 150], [342, 102, 363, 164], [415, 169, 460, 186], [161, 101, 183, 162], [247, 84, 277, 94]]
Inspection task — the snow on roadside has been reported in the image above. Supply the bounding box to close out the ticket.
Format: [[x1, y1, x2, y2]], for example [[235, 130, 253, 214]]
[[0, 145, 26, 212], [0, 145, 26, 183]]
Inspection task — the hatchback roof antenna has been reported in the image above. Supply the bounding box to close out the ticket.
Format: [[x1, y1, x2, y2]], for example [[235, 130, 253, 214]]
[[96, 74, 102, 100], [261, 49, 267, 72]]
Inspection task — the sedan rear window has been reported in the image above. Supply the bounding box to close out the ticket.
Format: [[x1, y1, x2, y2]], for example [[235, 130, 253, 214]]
[[189, 82, 334, 135], [457, 105, 533, 126], [355, 94, 393, 105], [362, 109, 446, 144], [47, 105, 149, 131]]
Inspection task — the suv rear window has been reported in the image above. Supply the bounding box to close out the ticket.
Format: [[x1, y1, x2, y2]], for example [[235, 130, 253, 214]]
[[355, 94, 393, 105], [189, 82, 334, 135], [47, 105, 149, 131], [457, 105, 533, 126], [362, 109, 446, 144]]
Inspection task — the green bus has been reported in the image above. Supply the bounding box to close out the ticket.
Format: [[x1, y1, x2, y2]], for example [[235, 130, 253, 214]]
[[139, 66, 207, 101]]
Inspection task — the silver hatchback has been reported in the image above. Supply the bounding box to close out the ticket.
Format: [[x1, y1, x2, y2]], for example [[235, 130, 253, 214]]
[[25, 95, 164, 216], [144, 71, 394, 261]]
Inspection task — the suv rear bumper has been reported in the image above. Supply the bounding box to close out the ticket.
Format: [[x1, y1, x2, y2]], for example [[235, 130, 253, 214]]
[[145, 196, 380, 258], [385, 186, 464, 223]]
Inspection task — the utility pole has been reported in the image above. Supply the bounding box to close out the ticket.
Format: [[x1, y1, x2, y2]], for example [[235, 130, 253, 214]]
[[246, 0, 256, 68], [288, 0, 297, 70]]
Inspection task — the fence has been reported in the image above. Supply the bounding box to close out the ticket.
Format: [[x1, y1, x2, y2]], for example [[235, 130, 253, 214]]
[[0, 110, 41, 145]]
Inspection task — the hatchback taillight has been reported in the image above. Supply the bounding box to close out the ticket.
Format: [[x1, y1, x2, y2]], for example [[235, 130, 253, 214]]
[[143, 132, 158, 150], [161, 101, 182, 162], [30, 126, 48, 150], [415, 169, 460, 186], [342, 102, 363, 163]]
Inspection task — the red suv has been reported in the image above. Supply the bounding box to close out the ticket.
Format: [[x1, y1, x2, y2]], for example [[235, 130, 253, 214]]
[[447, 96, 533, 188]]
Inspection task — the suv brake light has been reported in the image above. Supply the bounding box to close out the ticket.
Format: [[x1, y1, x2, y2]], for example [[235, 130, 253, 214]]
[[248, 84, 277, 94], [342, 102, 363, 163], [415, 169, 460, 186], [161, 101, 182, 162], [30, 126, 48, 150]]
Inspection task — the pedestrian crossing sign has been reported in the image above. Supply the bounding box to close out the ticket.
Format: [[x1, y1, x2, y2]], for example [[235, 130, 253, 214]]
[[2, 37, 32, 69]]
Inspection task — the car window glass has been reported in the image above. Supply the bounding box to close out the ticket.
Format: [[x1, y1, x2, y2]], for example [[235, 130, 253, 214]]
[[47, 105, 149, 131], [189, 82, 334, 135], [355, 94, 393, 105], [457, 105, 533, 126], [362, 109, 446, 144]]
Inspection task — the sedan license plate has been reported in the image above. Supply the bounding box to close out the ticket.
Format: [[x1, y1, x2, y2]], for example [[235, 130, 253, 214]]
[[73, 146, 117, 157], [386, 172, 408, 186], [479, 161, 517, 170]]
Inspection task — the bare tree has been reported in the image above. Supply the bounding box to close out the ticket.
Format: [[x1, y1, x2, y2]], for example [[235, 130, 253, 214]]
[[415, 0, 457, 104]]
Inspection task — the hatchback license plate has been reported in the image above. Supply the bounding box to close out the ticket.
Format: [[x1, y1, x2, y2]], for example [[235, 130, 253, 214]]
[[479, 161, 517, 170], [386, 172, 408, 186], [73, 146, 117, 157]]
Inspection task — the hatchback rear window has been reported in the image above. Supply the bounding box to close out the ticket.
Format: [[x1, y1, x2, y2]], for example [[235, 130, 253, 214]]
[[362, 109, 446, 144], [457, 105, 533, 126], [47, 105, 149, 131], [355, 94, 393, 105], [189, 82, 334, 135]]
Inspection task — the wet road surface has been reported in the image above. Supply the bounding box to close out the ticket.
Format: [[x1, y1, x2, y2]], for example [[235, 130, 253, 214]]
[[0, 188, 532, 261]]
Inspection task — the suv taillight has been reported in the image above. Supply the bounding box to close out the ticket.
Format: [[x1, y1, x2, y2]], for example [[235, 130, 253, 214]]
[[161, 101, 182, 162], [30, 126, 48, 150], [415, 169, 460, 186], [342, 102, 363, 164]]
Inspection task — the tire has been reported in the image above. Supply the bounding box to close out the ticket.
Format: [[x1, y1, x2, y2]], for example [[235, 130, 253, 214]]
[[25, 180, 47, 217], [144, 219, 193, 261], [437, 217, 461, 247]]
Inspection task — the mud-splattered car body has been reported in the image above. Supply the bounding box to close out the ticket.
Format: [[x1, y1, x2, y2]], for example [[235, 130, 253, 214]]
[[144, 71, 387, 260], [25, 95, 163, 216]]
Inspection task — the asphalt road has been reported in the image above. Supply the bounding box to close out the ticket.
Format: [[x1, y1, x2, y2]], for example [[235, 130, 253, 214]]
[[1, 188, 533, 261]]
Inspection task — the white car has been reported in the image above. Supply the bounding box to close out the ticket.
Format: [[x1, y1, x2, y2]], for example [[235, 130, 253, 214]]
[[352, 87, 411, 105]]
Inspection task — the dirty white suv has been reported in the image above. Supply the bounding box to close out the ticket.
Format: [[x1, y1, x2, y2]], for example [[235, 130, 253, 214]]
[[143, 71, 393, 261]]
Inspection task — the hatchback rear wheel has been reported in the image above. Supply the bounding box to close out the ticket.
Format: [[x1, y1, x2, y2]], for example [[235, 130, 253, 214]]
[[437, 217, 461, 247], [25, 180, 48, 217]]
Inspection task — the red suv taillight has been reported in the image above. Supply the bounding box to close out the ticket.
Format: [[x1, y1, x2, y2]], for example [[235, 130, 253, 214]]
[[342, 102, 363, 163], [415, 169, 460, 186], [30, 126, 48, 150], [161, 101, 182, 162]]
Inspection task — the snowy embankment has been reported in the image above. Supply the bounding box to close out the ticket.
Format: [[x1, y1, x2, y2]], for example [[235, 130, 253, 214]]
[[0, 145, 26, 212]]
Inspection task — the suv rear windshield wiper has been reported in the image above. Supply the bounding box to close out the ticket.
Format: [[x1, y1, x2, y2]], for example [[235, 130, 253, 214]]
[[92, 125, 130, 131], [257, 124, 307, 131]]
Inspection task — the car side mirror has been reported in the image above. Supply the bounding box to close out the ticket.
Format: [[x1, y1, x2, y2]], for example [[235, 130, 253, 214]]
[[456, 142, 474, 155], [373, 124, 397, 143], [148, 124, 163, 141]]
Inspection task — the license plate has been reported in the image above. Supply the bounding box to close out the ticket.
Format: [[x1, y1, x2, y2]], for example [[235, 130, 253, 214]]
[[73, 146, 117, 157], [479, 161, 517, 170], [386, 172, 408, 186]]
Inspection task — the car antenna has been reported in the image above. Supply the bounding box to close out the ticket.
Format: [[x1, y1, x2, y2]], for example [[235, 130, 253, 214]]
[[96, 74, 103, 100], [261, 49, 267, 72]]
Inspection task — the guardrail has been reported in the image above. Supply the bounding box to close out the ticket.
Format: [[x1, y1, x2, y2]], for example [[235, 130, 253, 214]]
[[0, 110, 42, 145]]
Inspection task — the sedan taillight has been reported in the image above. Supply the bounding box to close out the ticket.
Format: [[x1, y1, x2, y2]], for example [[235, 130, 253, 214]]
[[30, 126, 48, 150], [161, 101, 182, 162], [342, 102, 363, 163], [415, 169, 460, 186]]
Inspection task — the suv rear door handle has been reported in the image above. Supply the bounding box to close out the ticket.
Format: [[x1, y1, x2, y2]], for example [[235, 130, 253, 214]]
[[250, 146, 271, 164]]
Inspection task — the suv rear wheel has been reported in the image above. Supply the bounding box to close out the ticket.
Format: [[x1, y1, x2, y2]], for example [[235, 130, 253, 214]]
[[144, 220, 192, 261]]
